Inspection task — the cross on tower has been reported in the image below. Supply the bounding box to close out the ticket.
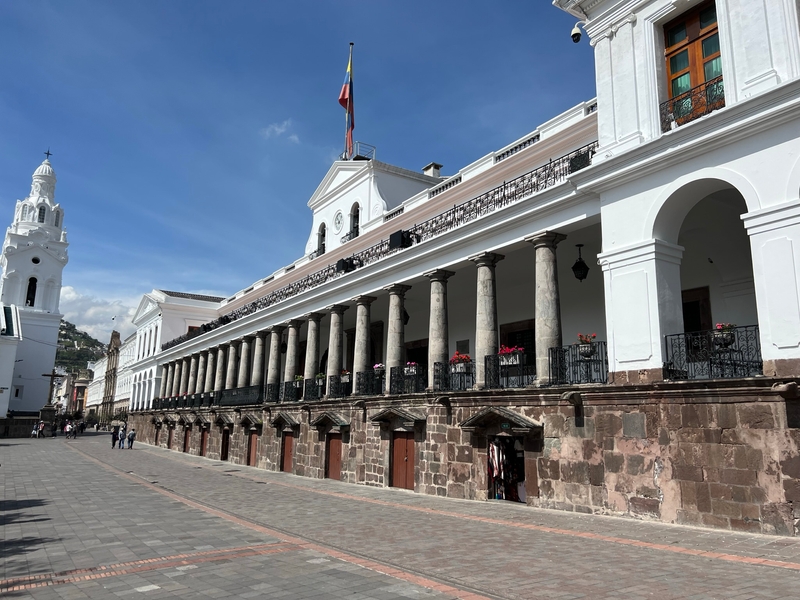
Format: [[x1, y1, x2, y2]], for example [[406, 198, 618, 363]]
[[44, 148, 52, 159]]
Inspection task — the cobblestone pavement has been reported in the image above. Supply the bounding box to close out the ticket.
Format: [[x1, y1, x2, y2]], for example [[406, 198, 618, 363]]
[[4, 435, 800, 599]]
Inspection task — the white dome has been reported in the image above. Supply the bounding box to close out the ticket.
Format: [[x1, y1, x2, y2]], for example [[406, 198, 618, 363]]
[[33, 159, 55, 178]]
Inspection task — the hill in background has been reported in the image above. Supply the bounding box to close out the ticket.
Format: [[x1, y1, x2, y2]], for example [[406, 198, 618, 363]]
[[56, 320, 106, 373]]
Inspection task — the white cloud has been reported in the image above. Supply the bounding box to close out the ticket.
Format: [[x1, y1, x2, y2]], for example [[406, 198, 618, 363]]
[[260, 118, 298, 142], [59, 286, 137, 343]]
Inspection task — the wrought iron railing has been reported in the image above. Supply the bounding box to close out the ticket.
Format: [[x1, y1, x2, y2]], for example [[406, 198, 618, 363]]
[[265, 384, 280, 403], [433, 362, 475, 391], [340, 227, 359, 244], [663, 325, 762, 381], [484, 354, 536, 389], [660, 76, 724, 133], [548, 341, 608, 385], [338, 141, 376, 161], [163, 141, 598, 352], [281, 381, 303, 402], [328, 375, 352, 399], [355, 370, 385, 396], [218, 385, 262, 406], [304, 378, 323, 401], [389, 365, 426, 395]]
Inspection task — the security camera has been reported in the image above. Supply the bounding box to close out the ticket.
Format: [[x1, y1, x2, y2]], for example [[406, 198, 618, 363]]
[[571, 24, 582, 43]]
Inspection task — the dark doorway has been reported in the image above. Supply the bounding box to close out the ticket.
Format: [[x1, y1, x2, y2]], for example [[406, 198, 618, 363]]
[[154, 427, 160, 446], [325, 432, 342, 480], [488, 435, 526, 503], [183, 428, 191, 453], [500, 320, 535, 364], [281, 431, 294, 472], [200, 428, 209, 457], [682, 286, 712, 332], [167, 427, 174, 449], [220, 429, 230, 461], [391, 431, 415, 490]]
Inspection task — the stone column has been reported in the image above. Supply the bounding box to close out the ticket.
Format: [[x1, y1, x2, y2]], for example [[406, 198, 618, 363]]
[[204, 350, 215, 393], [385, 284, 411, 393], [225, 341, 239, 390], [167, 363, 175, 398], [250, 332, 266, 387], [283, 320, 303, 383], [266, 326, 286, 386], [159, 364, 169, 398], [425, 269, 455, 389], [237, 336, 252, 388], [163, 363, 173, 397], [178, 357, 189, 395], [303, 313, 324, 381], [352, 296, 376, 393], [213, 346, 226, 392], [196, 352, 207, 394], [526, 232, 566, 384], [187, 354, 198, 395], [471, 252, 504, 389], [325, 305, 349, 382]]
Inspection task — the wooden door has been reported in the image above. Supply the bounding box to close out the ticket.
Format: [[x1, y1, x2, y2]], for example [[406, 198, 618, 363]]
[[281, 431, 294, 472], [167, 428, 174, 449], [200, 428, 209, 457], [326, 432, 342, 480], [183, 428, 191, 453], [247, 431, 258, 467], [391, 431, 415, 490], [220, 429, 230, 461], [154, 427, 160, 446]]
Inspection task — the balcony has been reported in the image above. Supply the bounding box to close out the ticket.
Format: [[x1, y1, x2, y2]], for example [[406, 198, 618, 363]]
[[663, 325, 762, 381], [433, 361, 475, 392], [328, 374, 352, 399], [548, 341, 608, 385], [389, 365, 426, 395], [355, 370, 385, 396], [660, 76, 725, 133], [218, 386, 262, 407], [485, 354, 536, 390]]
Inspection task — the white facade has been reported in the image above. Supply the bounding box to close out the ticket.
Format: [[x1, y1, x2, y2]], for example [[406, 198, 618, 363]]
[[114, 332, 136, 409], [0, 158, 69, 414], [85, 357, 106, 415]]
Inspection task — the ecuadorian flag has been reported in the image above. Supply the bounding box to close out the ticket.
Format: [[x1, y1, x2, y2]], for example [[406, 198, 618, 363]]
[[338, 44, 354, 158]]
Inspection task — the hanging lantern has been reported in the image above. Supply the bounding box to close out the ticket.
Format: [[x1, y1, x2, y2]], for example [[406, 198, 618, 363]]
[[572, 244, 589, 282]]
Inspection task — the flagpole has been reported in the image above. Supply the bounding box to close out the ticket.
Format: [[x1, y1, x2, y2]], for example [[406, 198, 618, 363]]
[[345, 42, 353, 159]]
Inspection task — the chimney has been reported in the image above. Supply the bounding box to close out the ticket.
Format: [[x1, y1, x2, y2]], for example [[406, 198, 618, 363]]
[[422, 162, 443, 178]]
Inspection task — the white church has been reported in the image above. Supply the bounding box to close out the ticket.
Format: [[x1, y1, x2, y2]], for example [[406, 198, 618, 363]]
[[106, 0, 800, 536], [0, 156, 68, 419]]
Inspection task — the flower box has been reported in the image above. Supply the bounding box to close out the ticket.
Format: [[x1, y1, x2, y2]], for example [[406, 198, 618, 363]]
[[713, 331, 735, 348], [578, 343, 596, 358], [340, 374, 351, 383], [451, 362, 467, 373], [499, 352, 523, 366]]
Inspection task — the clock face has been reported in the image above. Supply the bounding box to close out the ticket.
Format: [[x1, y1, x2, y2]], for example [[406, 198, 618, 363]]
[[333, 211, 344, 233]]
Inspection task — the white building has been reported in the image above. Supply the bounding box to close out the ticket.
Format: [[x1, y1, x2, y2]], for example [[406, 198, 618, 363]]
[[0, 157, 69, 415], [84, 357, 106, 418], [124, 0, 800, 535]]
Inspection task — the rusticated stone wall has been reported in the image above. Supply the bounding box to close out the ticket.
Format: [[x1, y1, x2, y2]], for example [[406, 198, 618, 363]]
[[129, 378, 800, 536]]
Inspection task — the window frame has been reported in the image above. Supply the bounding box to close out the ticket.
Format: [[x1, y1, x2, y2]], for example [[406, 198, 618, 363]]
[[663, 1, 720, 99]]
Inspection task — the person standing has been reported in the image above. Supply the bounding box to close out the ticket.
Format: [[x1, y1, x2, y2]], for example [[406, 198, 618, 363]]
[[127, 429, 136, 449], [111, 428, 119, 448]]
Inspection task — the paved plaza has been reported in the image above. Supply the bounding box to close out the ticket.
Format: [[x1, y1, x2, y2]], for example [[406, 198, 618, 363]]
[[3, 434, 800, 599]]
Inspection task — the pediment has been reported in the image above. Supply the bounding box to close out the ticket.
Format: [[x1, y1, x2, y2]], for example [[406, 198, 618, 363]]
[[307, 161, 369, 210], [459, 407, 542, 434], [133, 293, 160, 325], [271, 411, 300, 430], [370, 407, 427, 427], [310, 411, 349, 430], [215, 413, 234, 426], [240, 412, 263, 427]]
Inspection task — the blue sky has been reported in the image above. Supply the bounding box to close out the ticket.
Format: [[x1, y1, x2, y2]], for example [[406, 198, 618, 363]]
[[0, 1, 596, 341]]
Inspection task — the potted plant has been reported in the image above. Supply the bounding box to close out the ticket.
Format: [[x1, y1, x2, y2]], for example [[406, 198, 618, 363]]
[[498, 345, 524, 365], [405, 361, 418, 375], [340, 369, 351, 383], [293, 375, 304, 389], [373, 363, 385, 373], [315, 373, 326, 386], [577, 333, 597, 357], [713, 323, 736, 347], [449, 351, 471, 373]]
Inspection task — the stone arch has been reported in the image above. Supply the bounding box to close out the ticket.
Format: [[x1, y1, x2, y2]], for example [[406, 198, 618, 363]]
[[648, 168, 760, 244], [349, 202, 361, 236], [317, 222, 327, 253], [25, 277, 37, 307]]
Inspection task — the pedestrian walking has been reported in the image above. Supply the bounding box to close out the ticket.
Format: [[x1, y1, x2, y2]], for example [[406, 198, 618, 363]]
[[65, 423, 72, 439], [111, 428, 119, 448], [127, 429, 136, 449], [38, 421, 45, 438]]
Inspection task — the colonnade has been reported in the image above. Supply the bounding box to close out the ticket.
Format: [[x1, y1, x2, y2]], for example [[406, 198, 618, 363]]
[[153, 231, 566, 401]]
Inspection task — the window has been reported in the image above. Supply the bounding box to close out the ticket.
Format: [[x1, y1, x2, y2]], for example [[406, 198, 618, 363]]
[[54, 211, 61, 228], [350, 204, 360, 239], [20, 205, 28, 221], [317, 223, 326, 255], [25, 277, 37, 307], [37, 206, 46, 223], [663, 2, 723, 125]]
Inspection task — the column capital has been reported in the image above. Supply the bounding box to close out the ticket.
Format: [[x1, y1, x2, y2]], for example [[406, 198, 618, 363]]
[[469, 252, 505, 268], [284, 319, 304, 329], [325, 304, 349, 315], [303, 312, 325, 323], [424, 268, 455, 282], [352, 295, 377, 306], [383, 284, 412, 296], [239, 335, 254, 343], [267, 324, 286, 334], [525, 231, 567, 249]]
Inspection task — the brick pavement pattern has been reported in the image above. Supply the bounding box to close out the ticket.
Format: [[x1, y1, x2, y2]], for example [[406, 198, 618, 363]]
[[4, 434, 800, 599]]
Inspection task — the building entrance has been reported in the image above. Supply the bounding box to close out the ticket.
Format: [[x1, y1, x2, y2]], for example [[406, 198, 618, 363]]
[[220, 429, 230, 461], [391, 431, 415, 490], [281, 431, 293, 472], [247, 430, 258, 466], [325, 432, 342, 480], [488, 435, 526, 502]]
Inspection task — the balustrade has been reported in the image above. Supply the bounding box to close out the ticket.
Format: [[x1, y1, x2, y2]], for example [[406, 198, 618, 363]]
[[548, 341, 608, 385], [663, 325, 761, 380]]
